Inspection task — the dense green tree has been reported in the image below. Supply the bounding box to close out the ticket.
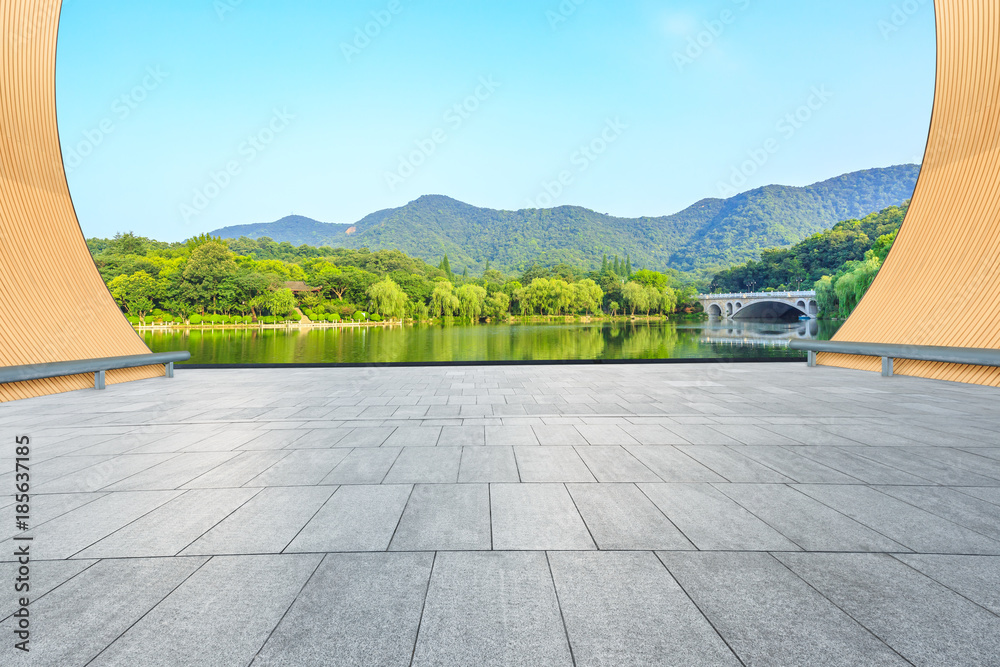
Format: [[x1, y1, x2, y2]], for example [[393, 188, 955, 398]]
[[622, 281, 649, 316], [486, 292, 510, 320], [367, 278, 409, 319], [430, 281, 460, 317], [182, 242, 239, 312], [108, 271, 158, 320], [456, 284, 488, 320]]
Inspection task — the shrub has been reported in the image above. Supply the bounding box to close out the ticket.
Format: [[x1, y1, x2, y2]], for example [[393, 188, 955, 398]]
[[219, 316, 232, 325], [262, 316, 276, 324], [287, 311, 302, 322], [189, 314, 203, 325], [370, 314, 384, 322], [328, 313, 341, 322], [352, 311, 367, 322], [126, 316, 140, 325]]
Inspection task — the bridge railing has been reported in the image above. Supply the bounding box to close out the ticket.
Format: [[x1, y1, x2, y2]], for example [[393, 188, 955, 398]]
[[789, 340, 1000, 378], [0, 352, 191, 390], [698, 291, 817, 300]]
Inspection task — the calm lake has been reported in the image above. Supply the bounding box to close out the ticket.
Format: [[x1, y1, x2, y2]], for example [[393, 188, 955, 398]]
[[144, 319, 843, 365]]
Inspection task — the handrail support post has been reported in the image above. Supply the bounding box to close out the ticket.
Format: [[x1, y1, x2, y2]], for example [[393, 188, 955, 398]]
[[166, 362, 174, 378], [807, 351, 817, 368], [882, 357, 894, 377], [95, 370, 106, 390]]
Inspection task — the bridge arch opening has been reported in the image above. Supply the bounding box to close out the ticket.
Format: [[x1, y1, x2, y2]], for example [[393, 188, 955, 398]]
[[726, 302, 733, 316], [708, 304, 723, 317], [733, 300, 807, 322]]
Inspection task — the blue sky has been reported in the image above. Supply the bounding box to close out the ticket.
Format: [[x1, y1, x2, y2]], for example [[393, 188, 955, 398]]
[[56, 0, 936, 242]]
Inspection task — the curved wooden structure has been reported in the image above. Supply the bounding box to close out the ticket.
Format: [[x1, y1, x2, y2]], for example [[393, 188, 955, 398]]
[[0, 0, 162, 402], [818, 0, 1000, 386]]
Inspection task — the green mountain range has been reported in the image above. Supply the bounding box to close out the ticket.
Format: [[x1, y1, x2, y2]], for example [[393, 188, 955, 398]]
[[210, 164, 919, 275]]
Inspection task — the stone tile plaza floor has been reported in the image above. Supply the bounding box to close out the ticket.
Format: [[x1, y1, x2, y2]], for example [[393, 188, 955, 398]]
[[2, 362, 1000, 666]]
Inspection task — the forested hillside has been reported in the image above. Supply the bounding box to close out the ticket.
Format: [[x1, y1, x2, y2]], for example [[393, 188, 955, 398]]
[[211, 165, 920, 275], [709, 203, 908, 293]]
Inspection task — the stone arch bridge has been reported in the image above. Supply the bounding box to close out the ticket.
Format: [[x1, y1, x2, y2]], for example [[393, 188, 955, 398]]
[[699, 291, 818, 320]]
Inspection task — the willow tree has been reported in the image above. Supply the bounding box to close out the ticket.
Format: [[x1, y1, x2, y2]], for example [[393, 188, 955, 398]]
[[431, 281, 460, 317], [622, 281, 649, 316], [457, 284, 488, 321], [367, 277, 409, 319]]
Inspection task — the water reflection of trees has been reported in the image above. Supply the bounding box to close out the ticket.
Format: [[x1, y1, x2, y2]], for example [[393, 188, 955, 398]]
[[143, 319, 842, 364]]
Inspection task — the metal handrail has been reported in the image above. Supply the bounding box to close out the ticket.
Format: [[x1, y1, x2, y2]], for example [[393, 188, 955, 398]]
[[0, 351, 191, 389], [789, 340, 1000, 377]]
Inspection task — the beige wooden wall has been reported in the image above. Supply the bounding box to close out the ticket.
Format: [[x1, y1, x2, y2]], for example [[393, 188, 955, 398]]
[[819, 0, 1000, 386], [0, 0, 161, 402]]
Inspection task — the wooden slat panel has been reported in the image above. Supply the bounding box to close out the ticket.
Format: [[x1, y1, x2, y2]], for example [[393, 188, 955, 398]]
[[0, 0, 160, 403], [820, 0, 1000, 387]]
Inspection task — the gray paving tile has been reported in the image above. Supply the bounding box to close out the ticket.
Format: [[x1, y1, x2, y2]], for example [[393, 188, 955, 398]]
[[390, 484, 491, 551], [287, 484, 412, 552], [0, 493, 107, 541], [103, 452, 239, 491], [335, 426, 396, 448], [778, 552, 1000, 667], [958, 486, 1000, 505], [795, 485, 1000, 554], [0, 490, 181, 560], [76, 488, 259, 558], [622, 420, 690, 445], [383, 447, 462, 484], [875, 485, 1000, 542], [737, 445, 861, 483], [575, 424, 640, 446], [850, 446, 1000, 486], [34, 453, 178, 493], [640, 483, 800, 551], [383, 426, 442, 447], [490, 484, 595, 550], [252, 553, 433, 667], [532, 424, 590, 446], [0, 558, 205, 667], [458, 446, 520, 482], [438, 425, 485, 447], [625, 446, 725, 482], [245, 449, 349, 486], [514, 446, 596, 482], [239, 429, 309, 450], [659, 552, 908, 667], [88, 555, 321, 667], [321, 447, 401, 484], [894, 554, 1000, 615], [567, 484, 693, 550], [665, 425, 741, 445], [678, 446, 794, 483], [183, 450, 290, 488], [485, 425, 539, 446], [284, 429, 351, 448], [181, 428, 262, 451], [716, 484, 906, 552], [709, 424, 802, 446], [788, 446, 931, 485], [412, 552, 573, 667], [573, 446, 661, 482], [181, 486, 335, 555], [549, 551, 740, 666], [0, 559, 95, 620]]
